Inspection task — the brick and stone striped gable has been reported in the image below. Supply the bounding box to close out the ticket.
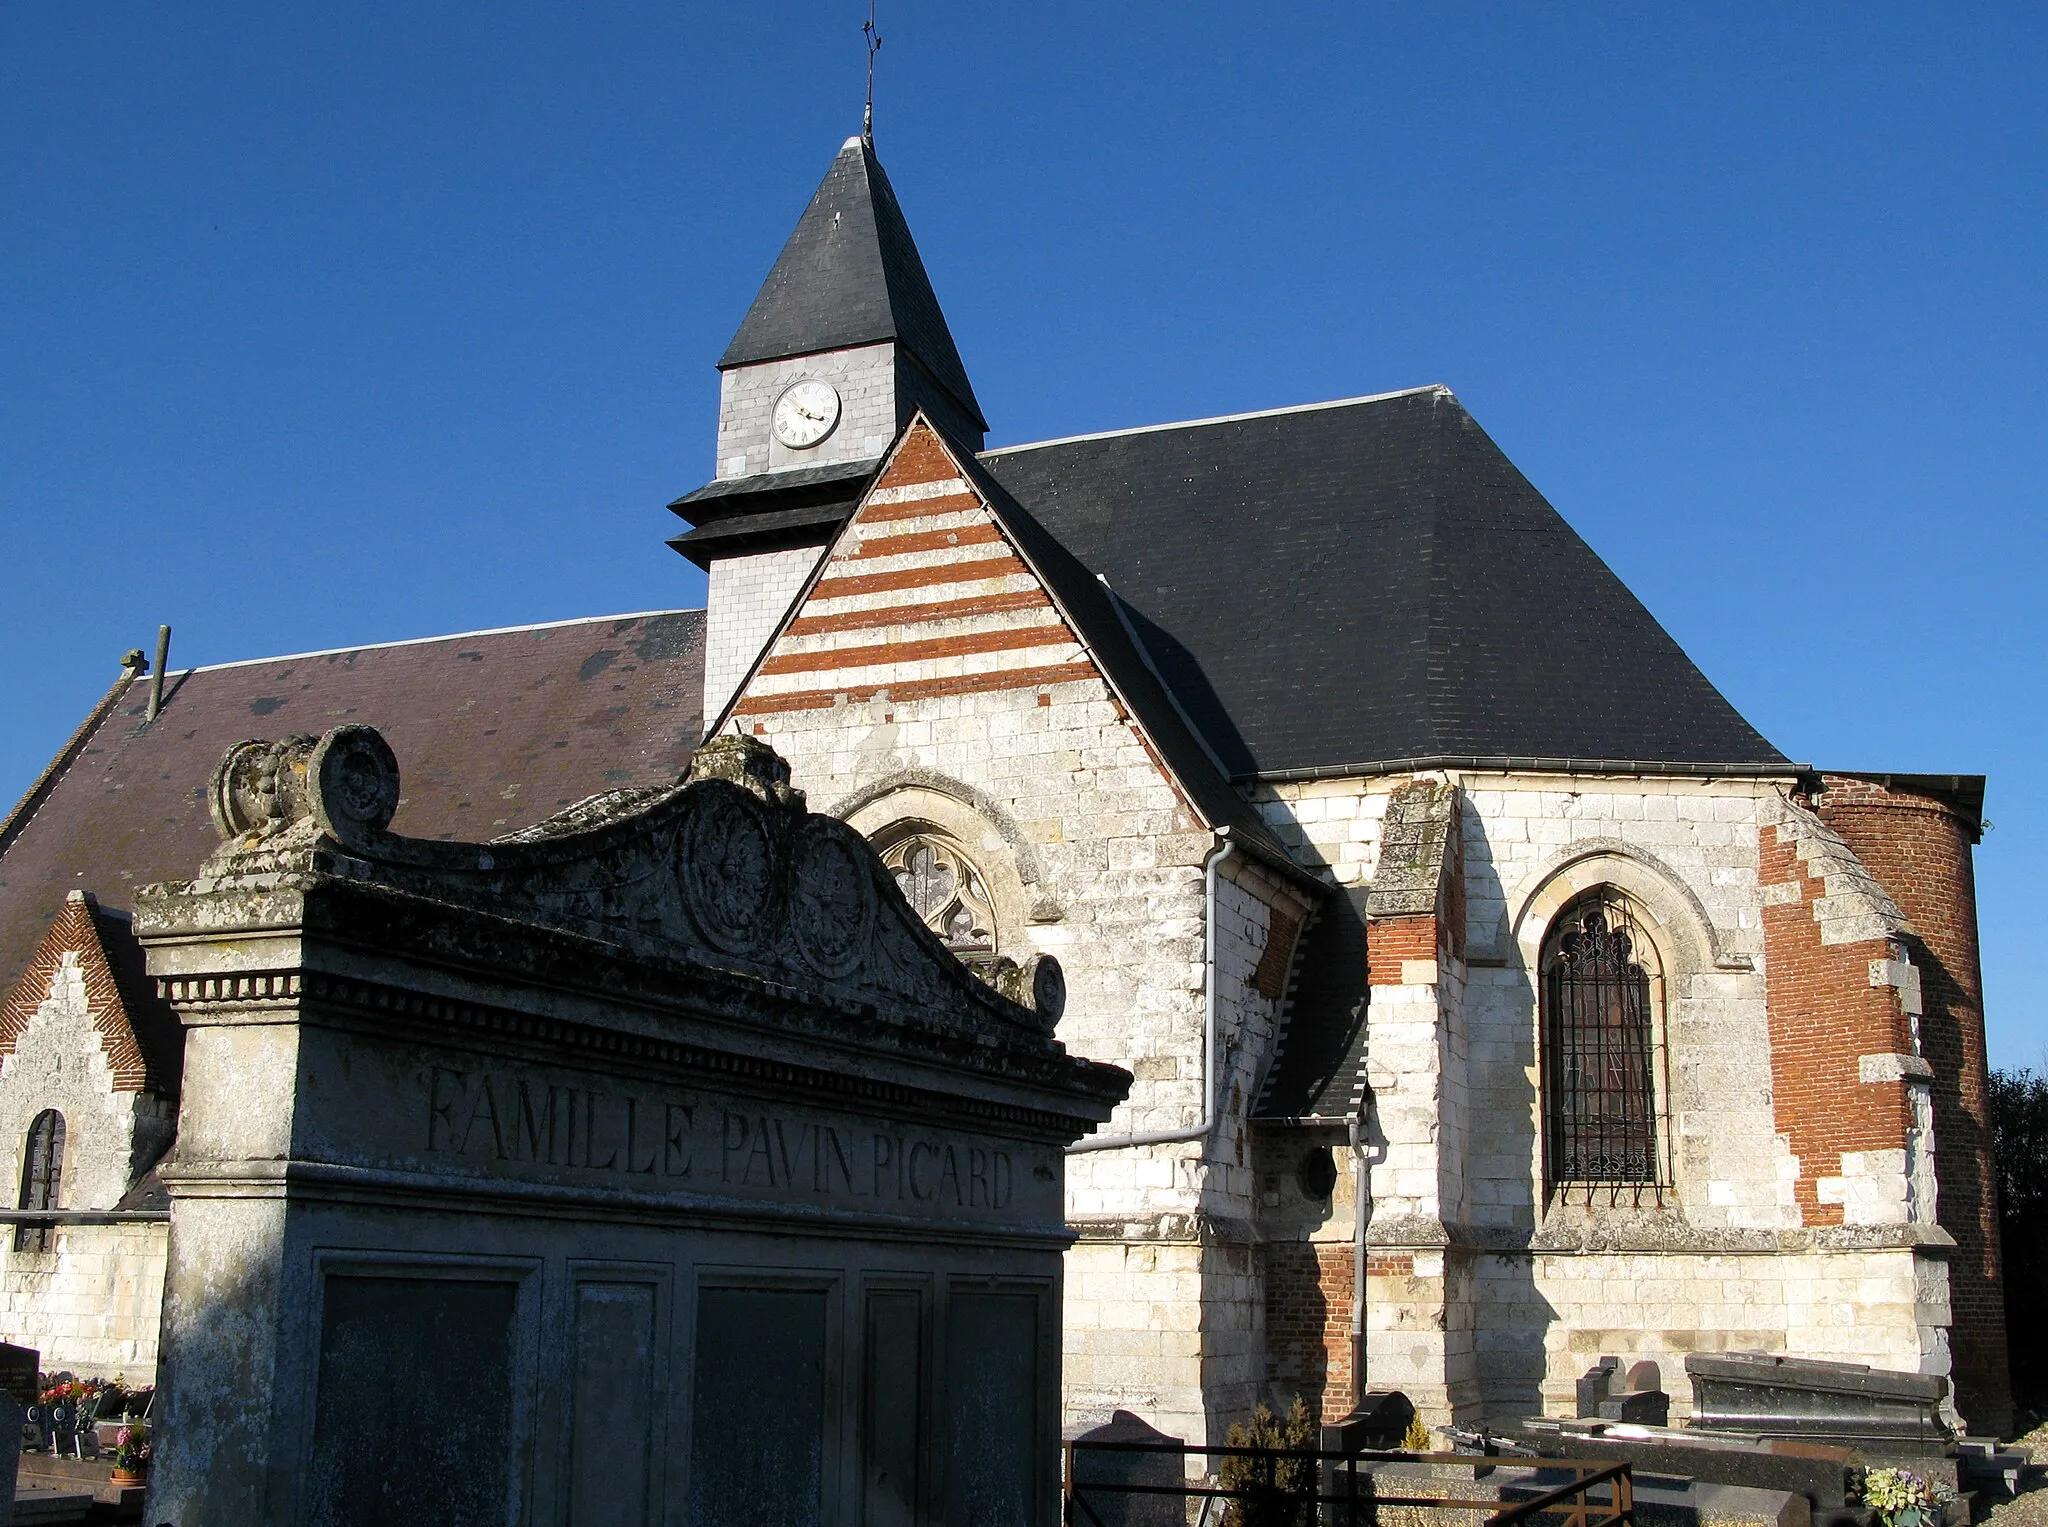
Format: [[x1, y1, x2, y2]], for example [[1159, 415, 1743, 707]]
[[0, 892, 175, 1095], [734, 421, 1101, 719]]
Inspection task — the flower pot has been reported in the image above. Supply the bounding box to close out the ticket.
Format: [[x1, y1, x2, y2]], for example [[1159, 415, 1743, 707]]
[[111, 1468, 146, 1486]]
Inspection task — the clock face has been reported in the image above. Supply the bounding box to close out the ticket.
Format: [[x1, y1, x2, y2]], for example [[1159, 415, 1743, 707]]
[[772, 379, 841, 449]]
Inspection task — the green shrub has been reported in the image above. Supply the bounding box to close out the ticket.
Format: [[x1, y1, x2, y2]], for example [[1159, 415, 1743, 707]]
[[1220, 1396, 1316, 1527]]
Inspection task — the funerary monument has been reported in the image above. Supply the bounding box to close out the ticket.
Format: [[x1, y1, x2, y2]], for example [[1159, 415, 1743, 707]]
[[130, 726, 1126, 1525]]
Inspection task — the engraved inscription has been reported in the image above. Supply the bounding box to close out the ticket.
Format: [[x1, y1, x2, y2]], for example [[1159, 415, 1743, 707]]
[[424, 1068, 1015, 1211]]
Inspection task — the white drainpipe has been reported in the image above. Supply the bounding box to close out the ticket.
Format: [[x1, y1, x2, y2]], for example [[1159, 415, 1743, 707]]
[[1066, 831, 1239, 1154], [1348, 1110, 1370, 1400]]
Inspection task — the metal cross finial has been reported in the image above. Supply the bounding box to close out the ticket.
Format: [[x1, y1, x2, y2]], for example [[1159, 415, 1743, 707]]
[[862, 1, 881, 145]]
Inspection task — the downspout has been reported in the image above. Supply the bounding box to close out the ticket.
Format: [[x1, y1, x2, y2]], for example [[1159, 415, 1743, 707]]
[[1348, 1104, 1370, 1405], [1067, 831, 1239, 1154]]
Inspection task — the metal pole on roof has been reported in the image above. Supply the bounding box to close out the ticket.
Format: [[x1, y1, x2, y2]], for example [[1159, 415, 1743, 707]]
[[862, 1, 880, 146], [146, 625, 171, 723]]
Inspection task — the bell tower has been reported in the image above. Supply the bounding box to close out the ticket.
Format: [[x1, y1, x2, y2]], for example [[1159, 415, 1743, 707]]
[[670, 135, 986, 729]]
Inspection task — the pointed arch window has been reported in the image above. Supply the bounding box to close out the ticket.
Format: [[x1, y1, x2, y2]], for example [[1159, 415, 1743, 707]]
[[879, 834, 998, 955], [15, 1110, 65, 1253], [1541, 896, 1668, 1202]]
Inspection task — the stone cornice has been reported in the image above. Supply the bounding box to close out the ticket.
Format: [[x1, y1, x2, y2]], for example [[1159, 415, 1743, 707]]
[[160, 1158, 1073, 1251], [161, 962, 1115, 1145], [1365, 1214, 1957, 1256]]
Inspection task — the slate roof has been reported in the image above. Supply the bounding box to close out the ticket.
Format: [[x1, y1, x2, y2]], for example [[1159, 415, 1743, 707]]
[[0, 611, 705, 993], [667, 458, 881, 568], [720, 137, 986, 430], [981, 388, 1791, 781], [945, 427, 1311, 883], [1254, 887, 1371, 1122]]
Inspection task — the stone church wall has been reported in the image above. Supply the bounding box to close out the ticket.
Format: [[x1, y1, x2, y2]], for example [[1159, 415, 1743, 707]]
[[0, 950, 173, 1383], [703, 545, 828, 723], [757, 677, 1292, 1443], [1255, 772, 1954, 1429], [1471, 1243, 1940, 1421], [0, 1222, 167, 1387]]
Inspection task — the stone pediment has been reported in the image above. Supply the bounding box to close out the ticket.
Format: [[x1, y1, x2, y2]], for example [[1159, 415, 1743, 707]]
[[149, 727, 1065, 1040]]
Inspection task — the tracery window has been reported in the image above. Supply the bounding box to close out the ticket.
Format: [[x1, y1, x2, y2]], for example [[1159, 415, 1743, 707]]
[[15, 1109, 65, 1254], [880, 834, 998, 954], [1540, 896, 1667, 1202]]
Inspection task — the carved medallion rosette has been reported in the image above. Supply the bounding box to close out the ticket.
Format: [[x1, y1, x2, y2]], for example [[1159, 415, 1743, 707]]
[[308, 726, 401, 846], [675, 781, 781, 955], [787, 817, 876, 980]]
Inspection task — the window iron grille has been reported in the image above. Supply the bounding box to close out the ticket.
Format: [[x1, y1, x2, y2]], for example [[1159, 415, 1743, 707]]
[[1543, 906, 1663, 1201]]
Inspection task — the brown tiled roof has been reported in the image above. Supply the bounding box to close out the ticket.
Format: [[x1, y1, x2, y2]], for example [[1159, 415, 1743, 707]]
[[0, 892, 180, 1095], [0, 611, 705, 992]]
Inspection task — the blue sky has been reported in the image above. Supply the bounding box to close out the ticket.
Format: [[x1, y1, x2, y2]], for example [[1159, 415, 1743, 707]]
[[3, 6, 2043, 1063]]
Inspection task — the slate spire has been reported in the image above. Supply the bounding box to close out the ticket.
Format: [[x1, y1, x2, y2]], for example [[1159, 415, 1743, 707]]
[[720, 137, 986, 431]]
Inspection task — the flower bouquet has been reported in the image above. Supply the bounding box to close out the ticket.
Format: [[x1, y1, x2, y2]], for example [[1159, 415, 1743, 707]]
[[1859, 1467, 1956, 1527], [109, 1423, 151, 1484], [36, 1372, 107, 1408]]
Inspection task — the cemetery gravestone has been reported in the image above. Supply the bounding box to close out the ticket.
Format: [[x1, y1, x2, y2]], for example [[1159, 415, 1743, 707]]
[[1601, 1360, 1672, 1427], [1067, 1409, 1186, 1527], [134, 730, 1128, 1526], [1322, 1391, 1418, 1454], [1577, 1359, 1621, 1420], [1686, 1354, 1950, 1447], [0, 1391, 17, 1521], [0, 1344, 36, 1411]]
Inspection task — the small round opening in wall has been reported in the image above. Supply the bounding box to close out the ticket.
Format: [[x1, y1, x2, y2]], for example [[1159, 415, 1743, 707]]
[[1296, 1147, 1338, 1200]]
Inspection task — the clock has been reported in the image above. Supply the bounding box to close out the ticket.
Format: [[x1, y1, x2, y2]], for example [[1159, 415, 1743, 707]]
[[772, 379, 841, 449]]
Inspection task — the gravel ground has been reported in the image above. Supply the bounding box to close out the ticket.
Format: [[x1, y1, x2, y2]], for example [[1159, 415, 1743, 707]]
[[1978, 1426, 2048, 1527]]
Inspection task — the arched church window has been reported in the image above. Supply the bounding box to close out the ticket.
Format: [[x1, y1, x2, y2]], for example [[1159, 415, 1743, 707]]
[[1540, 895, 1667, 1202], [880, 834, 998, 954], [15, 1109, 65, 1254]]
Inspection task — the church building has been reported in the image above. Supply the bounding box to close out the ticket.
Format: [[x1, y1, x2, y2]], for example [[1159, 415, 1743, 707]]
[[0, 132, 2006, 1442]]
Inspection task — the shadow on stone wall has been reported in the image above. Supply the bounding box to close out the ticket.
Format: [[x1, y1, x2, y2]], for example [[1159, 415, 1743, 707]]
[[1458, 808, 1559, 1425], [1902, 930, 2012, 1433], [1262, 1240, 1334, 1415]]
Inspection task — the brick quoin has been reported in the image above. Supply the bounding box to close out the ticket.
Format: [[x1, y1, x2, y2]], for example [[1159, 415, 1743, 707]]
[[1816, 775, 2010, 1433], [1264, 1241, 1355, 1418], [1757, 827, 1916, 1226], [1366, 915, 1437, 987]]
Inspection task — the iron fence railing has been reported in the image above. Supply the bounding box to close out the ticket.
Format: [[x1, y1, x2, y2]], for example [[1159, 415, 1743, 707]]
[[1062, 1440, 1634, 1527]]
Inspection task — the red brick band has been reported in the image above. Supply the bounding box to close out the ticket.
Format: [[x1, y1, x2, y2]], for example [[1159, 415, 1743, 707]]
[[758, 622, 1078, 676], [848, 522, 1004, 561], [785, 589, 1053, 637], [812, 553, 1029, 601], [734, 662, 1099, 716], [854, 491, 982, 524]]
